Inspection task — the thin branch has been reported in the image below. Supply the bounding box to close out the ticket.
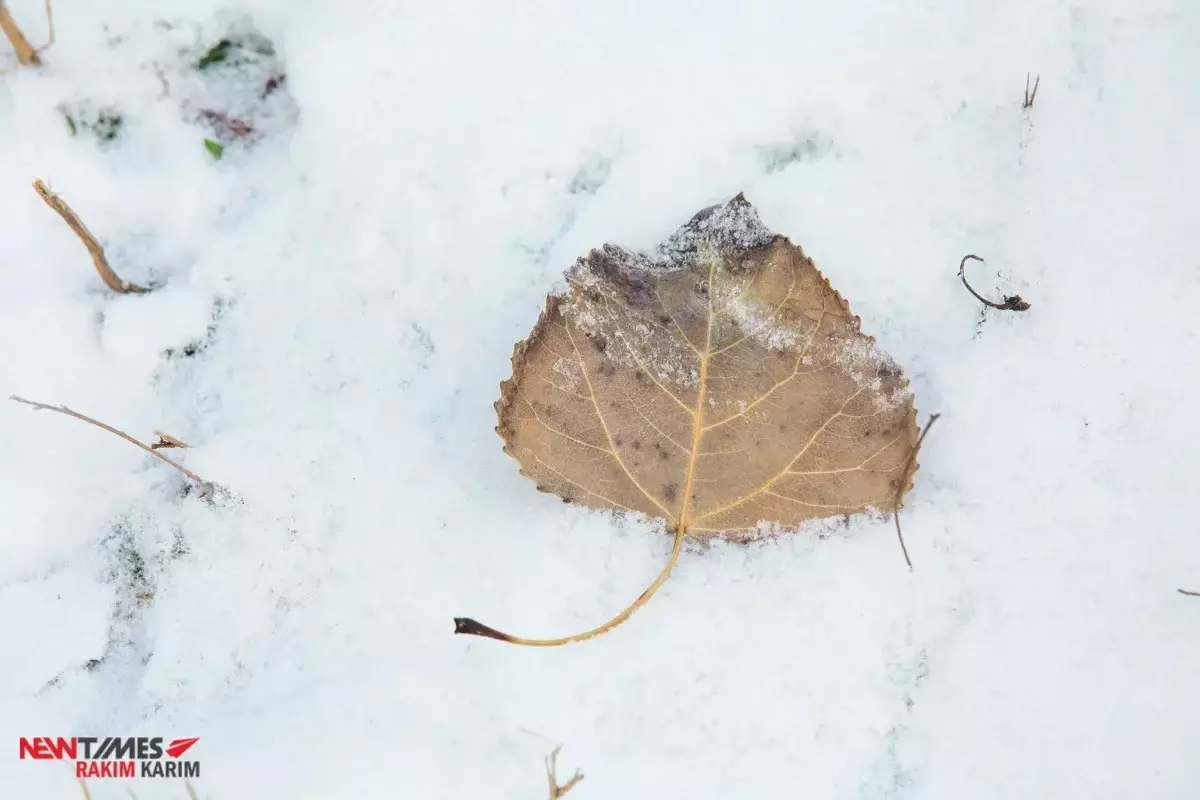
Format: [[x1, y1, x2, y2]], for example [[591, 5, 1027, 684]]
[[33, 180, 150, 294], [894, 413, 941, 570], [958, 254, 1030, 312], [1023, 72, 1040, 109], [0, 0, 51, 67], [0, 1, 38, 65], [1179, 589, 1200, 597], [545, 747, 584, 799], [455, 524, 685, 647], [10, 395, 210, 487], [78, 778, 92, 800]]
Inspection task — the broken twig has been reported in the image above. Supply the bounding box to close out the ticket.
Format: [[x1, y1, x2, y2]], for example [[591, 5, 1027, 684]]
[[1023, 73, 1040, 109], [959, 254, 1030, 312], [0, 0, 53, 68], [150, 430, 190, 450], [545, 747, 584, 799], [33, 180, 150, 294], [894, 413, 941, 570], [1179, 589, 1199, 597], [10, 395, 209, 488]]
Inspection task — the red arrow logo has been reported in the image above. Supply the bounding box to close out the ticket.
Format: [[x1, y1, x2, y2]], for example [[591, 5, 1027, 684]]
[[166, 738, 199, 759]]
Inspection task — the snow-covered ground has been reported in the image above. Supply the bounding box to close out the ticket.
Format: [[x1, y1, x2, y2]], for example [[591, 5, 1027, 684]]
[[1, 0, 1197, 797]]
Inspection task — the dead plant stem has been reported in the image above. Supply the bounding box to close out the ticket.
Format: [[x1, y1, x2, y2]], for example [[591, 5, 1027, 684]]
[[10, 395, 207, 486], [33, 180, 149, 294], [0, 0, 53, 67]]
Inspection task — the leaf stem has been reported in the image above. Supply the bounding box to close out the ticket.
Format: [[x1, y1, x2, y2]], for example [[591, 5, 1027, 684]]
[[894, 413, 940, 570], [454, 525, 684, 646]]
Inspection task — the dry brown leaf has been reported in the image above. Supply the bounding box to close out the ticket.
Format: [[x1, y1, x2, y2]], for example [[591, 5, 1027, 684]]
[[456, 194, 920, 646]]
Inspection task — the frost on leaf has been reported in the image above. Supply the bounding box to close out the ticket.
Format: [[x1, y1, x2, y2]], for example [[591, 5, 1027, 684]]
[[496, 194, 918, 540]]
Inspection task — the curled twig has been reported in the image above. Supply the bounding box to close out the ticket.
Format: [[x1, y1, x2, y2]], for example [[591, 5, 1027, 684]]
[[959, 255, 1031, 312], [1023, 73, 1040, 109], [0, 0, 53, 68], [10, 395, 210, 490], [895, 413, 941, 570], [1179, 589, 1200, 597], [545, 746, 584, 799], [33, 180, 150, 294]]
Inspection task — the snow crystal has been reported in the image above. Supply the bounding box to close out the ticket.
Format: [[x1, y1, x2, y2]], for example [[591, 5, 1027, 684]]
[[723, 294, 802, 352]]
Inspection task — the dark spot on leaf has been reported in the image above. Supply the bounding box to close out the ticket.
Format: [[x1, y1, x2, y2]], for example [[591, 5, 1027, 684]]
[[632, 440, 641, 450], [663, 484, 678, 501], [598, 362, 616, 377], [695, 279, 709, 298], [588, 333, 608, 353]]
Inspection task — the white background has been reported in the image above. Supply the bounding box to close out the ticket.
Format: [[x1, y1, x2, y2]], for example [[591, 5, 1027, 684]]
[[0, 0, 1197, 797]]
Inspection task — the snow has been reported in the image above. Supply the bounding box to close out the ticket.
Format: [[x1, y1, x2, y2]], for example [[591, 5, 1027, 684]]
[[1, 0, 1198, 797]]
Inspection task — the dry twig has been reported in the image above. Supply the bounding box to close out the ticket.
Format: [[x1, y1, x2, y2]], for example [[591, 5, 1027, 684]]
[[151, 430, 191, 450], [1179, 589, 1199, 597], [0, 0, 53, 68], [33, 180, 150, 294], [545, 747, 584, 799], [958, 254, 1031, 312], [894, 413, 940, 570], [1023, 72, 1040, 109], [10, 395, 209, 488]]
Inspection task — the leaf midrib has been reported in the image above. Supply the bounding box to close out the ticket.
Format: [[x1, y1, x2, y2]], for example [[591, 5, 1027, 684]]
[[676, 259, 717, 534]]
